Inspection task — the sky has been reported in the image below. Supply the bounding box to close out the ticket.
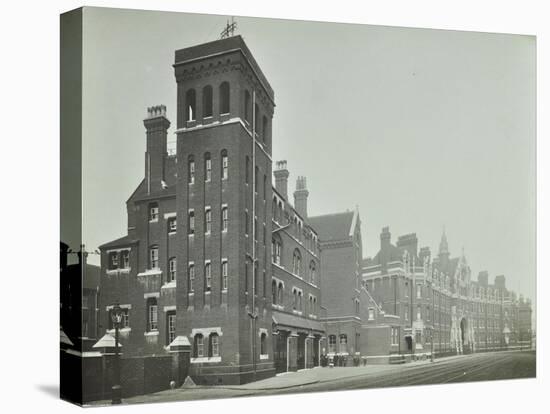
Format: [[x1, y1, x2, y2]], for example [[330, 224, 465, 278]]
[[78, 7, 536, 309]]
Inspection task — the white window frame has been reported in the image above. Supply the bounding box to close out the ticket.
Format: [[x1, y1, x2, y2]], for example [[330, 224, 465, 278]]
[[168, 218, 177, 233], [222, 259, 228, 291], [205, 261, 212, 291], [205, 157, 212, 182], [222, 154, 228, 180], [205, 207, 212, 234], [188, 263, 195, 293], [150, 246, 159, 269], [221, 205, 228, 232], [168, 312, 176, 344], [149, 204, 159, 222], [169, 258, 177, 282], [189, 160, 195, 184], [149, 304, 158, 331]]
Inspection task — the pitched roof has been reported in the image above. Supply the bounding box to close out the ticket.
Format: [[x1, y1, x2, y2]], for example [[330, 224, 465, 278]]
[[99, 235, 138, 250], [308, 211, 355, 242]]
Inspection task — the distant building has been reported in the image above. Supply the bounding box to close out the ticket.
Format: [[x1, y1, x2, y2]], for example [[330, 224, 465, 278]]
[[362, 227, 532, 361]]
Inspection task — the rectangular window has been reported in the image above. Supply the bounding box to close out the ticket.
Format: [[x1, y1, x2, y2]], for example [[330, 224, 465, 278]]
[[196, 335, 204, 357], [149, 205, 159, 221], [169, 258, 177, 282], [205, 207, 212, 234], [222, 260, 228, 291], [254, 217, 258, 241], [121, 250, 130, 269], [188, 210, 195, 235], [188, 264, 195, 292], [263, 223, 266, 246], [122, 309, 130, 328], [109, 252, 119, 269], [211, 335, 219, 357], [150, 247, 159, 269], [417, 284, 422, 299], [205, 262, 212, 291], [222, 206, 228, 231], [391, 327, 399, 345], [368, 308, 375, 321], [245, 210, 249, 235], [167, 312, 176, 344], [339, 335, 348, 354], [168, 218, 177, 233], [328, 335, 336, 354], [149, 304, 158, 331]]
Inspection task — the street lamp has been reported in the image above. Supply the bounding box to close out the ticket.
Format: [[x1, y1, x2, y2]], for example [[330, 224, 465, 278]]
[[110, 301, 123, 405]]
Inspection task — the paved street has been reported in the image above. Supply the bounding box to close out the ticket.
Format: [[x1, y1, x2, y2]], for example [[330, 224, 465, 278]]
[[88, 350, 535, 406]]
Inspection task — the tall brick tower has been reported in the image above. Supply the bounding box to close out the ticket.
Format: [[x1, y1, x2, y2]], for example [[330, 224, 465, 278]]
[[173, 35, 275, 384]]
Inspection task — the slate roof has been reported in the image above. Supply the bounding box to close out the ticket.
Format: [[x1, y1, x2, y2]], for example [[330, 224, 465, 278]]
[[308, 211, 355, 243], [99, 235, 138, 250]]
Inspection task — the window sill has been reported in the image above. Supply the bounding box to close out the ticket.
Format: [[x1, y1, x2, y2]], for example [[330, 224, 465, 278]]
[[107, 328, 131, 334], [162, 281, 177, 289], [259, 354, 269, 360], [149, 219, 159, 224], [168, 231, 176, 236], [144, 331, 159, 337], [191, 356, 221, 364]]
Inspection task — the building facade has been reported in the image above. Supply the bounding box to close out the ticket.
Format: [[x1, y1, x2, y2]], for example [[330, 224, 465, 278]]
[[362, 227, 532, 361]]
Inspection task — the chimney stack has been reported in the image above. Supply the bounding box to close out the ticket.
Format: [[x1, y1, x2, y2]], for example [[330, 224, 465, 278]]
[[143, 105, 170, 194], [274, 160, 289, 200], [380, 226, 391, 249], [294, 176, 309, 218]]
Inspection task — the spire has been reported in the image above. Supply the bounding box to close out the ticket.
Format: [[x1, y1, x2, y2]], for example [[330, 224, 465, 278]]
[[439, 227, 449, 256]]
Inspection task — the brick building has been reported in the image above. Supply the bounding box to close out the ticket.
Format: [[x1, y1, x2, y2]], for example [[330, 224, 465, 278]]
[[362, 227, 532, 361], [308, 208, 369, 364], [98, 35, 333, 385]]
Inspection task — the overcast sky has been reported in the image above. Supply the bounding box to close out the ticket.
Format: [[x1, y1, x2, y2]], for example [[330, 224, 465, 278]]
[[79, 7, 535, 307]]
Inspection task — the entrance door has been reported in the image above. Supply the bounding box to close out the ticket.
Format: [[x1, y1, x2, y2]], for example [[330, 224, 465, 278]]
[[313, 337, 320, 367], [274, 331, 288, 373], [297, 334, 306, 370]]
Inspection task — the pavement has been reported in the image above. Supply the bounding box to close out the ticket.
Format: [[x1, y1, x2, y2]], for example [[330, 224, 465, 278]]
[[86, 350, 535, 406]]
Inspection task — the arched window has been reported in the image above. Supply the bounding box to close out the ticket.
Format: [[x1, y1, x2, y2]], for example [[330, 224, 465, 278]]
[[244, 90, 251, 123], [202, 85, 213, 118], [204, 152, 211, 182], [272, 234, 282, 265], [209, 332, 219, 357], [221, 149, 228, 180], [339, 334, 348, 353], [272, 198, 278, 222], [292, 288, 297, 310], [309, 261, 316, 285], [186, 89, 196, 121], [278, 282, 283, 305], [146, 297, 158, 332], [188, 210, 195, 235], [168, 257, 176, 282], [188, 155, 195, 184], [298, 291, 302, 311], [272, 280, 277, 304], [194, 333, 204, 358], [260, 332, 267, 355], [292, 249, 302, 276], [219, 82, 230, 114]]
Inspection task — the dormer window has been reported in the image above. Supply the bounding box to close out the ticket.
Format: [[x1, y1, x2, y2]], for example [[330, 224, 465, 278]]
[[149, 203, 159, 222]]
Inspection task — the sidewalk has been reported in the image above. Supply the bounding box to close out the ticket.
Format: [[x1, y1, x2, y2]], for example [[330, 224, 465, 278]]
[[87, 358, 438, 406]]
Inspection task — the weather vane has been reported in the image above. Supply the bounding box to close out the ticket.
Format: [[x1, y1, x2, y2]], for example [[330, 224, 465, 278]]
[[220, 17, 237, 39]]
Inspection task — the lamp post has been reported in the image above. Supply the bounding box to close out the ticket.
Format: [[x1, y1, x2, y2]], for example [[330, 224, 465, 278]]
[[110, 301, 123, 405]]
